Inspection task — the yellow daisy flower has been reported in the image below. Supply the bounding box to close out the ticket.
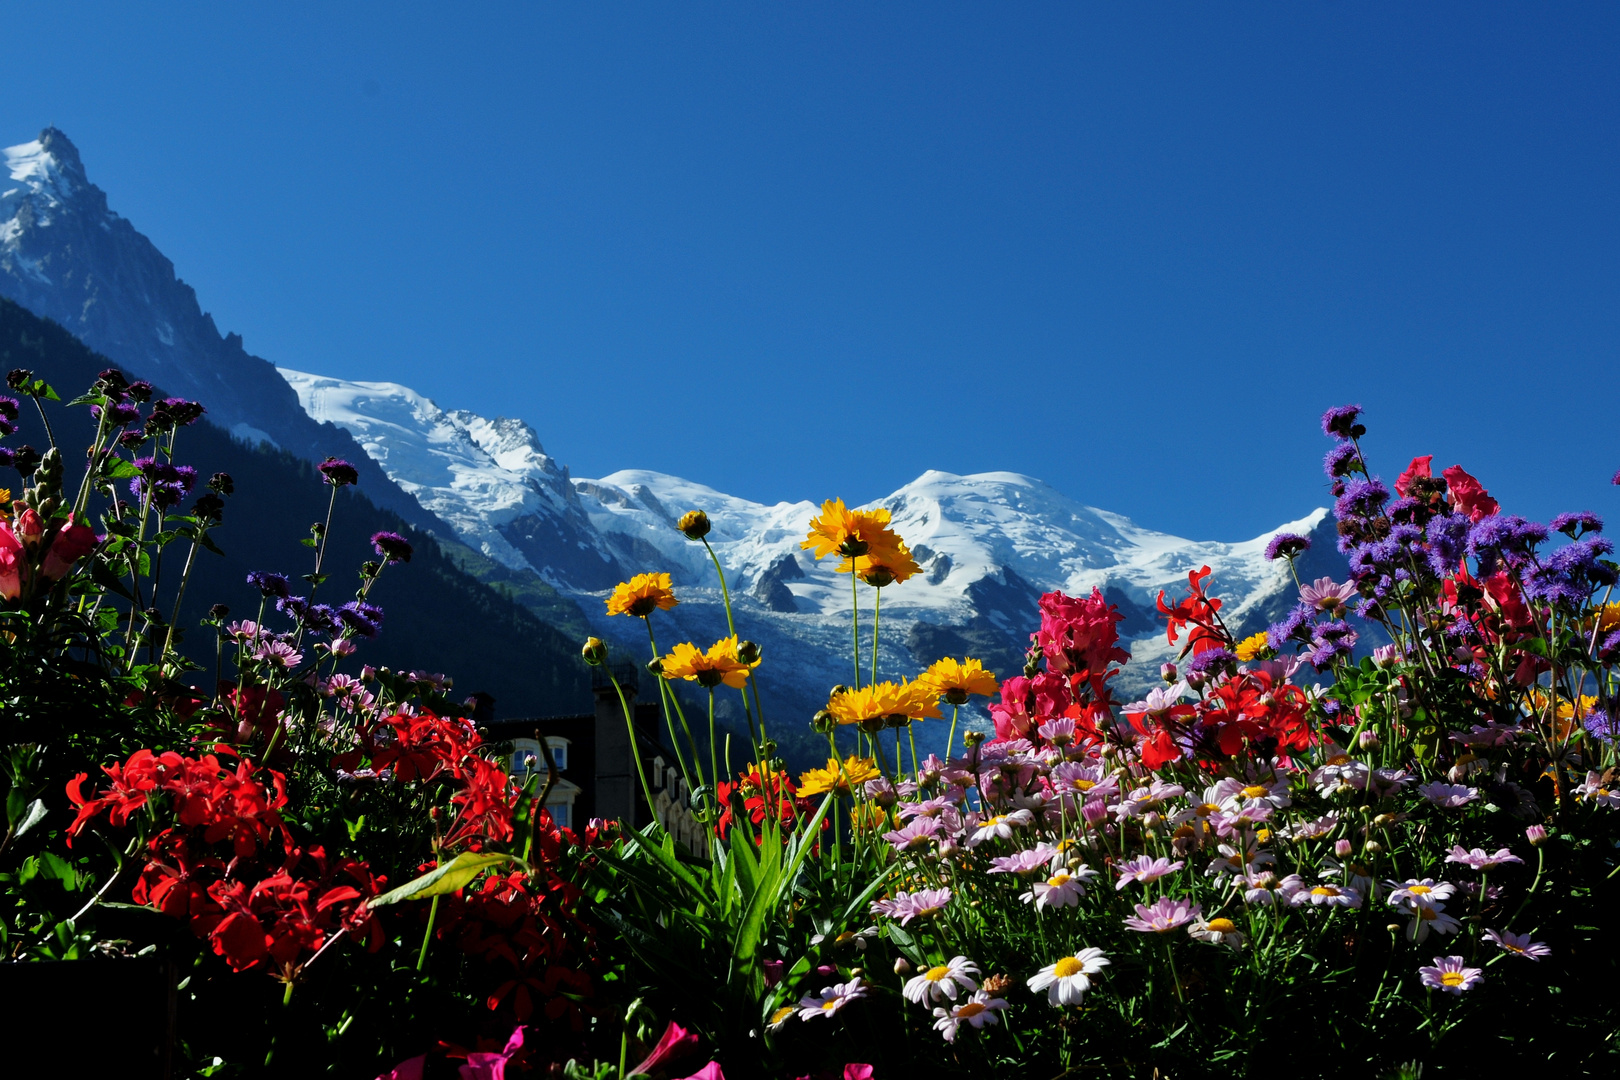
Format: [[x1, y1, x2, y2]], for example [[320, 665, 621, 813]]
[[605, 572, 678, 617], [917, 656, 999, 705], [1234, 631, 1272, 663], [797, 755, 881, 797], [827, 680, 943, 726], [659, 635, 760, 689], [802, 498, 916, 585]]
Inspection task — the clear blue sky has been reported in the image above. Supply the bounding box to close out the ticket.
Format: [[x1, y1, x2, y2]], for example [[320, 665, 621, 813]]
[[5, 4, 1616, 540]]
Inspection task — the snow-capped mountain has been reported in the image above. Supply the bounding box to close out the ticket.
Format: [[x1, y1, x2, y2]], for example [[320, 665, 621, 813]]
[[0, 128, 444, 533], [277, 369, 1344, 752]]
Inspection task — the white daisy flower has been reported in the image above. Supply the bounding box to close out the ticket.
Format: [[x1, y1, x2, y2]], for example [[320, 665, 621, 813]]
[[902, 955, 980, 1005], [1027, 947, 1110, 1006]]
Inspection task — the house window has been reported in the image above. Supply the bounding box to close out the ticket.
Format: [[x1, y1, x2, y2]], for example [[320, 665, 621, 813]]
[[546, 801, 571, 830], [510, 737, 569, 776]]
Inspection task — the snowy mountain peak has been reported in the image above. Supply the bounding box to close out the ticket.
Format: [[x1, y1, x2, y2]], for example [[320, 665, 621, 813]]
[[4, 128, 86, 210]]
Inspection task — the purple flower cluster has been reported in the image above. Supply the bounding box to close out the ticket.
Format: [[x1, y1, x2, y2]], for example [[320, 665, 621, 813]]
[[1320, 404, 1364, 439], [319, 457, 360, 487], [370, 531, 413, 564], [1264, 532, 1312, 562], [246, 571, 291, 599], [130, 457, 199, 510]]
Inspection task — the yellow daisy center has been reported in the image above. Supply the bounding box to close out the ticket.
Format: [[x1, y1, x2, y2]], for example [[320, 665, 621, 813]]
[[1419, 908, 1439, 921], [924, 965, 951, 982], [1242, 784, 1269, 799], [1503, 942, 1525, 954], [1052, 957, 1084, 978], [957, 1002, 987, 1018], [820, 999, 840, 1012], [1046, 873, 1071, 888], [770, 1006, 794, 1025], [1073, 779, 1095, 791], [1195, 802, 1219, 817], [1206, 918, 1237, 934], [1311, 886, 1338, 897], [1440, 971, 1465, 987], [1408, 885, 1432, 895]]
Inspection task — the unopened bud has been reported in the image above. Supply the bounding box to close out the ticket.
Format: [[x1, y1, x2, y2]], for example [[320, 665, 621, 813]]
[[811, 709, 836, 734], [1333, 839, 1353, 858], [677, 509, 711, 540], [647, 657, 665, 676], [1160, 663, 1178, 684], [893, 957, 911, 975], [963, 730, 986, 748], [1363, 840, 1383, 855], [738, 640, 761, 664], [1526, 824, 1548, 847], [1358, 729, 1380, 750], [581, 636, 608, 665]]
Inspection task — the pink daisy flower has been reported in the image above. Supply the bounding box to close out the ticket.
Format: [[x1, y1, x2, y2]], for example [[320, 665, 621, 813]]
[[1418, 956, 1482, 995]]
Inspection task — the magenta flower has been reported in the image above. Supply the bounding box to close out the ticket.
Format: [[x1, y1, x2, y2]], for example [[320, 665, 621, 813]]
[[1483, 928, 1550, 960], [1444, 845, 1523, 871], [1114, 855, 1184, 890], [1418, 956, 1482, 995], [1123, 896, 1202, 933], [1416, 781, 1478, 808], [882, 817, 941, 852], [1299, 576, 1358, 614], [871, 888, 952, 926]]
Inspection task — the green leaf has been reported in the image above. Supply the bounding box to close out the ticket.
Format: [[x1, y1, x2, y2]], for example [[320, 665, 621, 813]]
[[198, 533, 225, 557], [300, 537, 319, 549], [368, 851, 518, 906], [103, 458, 139, 480], [13, 798, 47, 837]]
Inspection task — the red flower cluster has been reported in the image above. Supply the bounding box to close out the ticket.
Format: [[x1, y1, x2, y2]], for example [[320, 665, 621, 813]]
[[991, 589, 1134, 745], [434, 821, 613, 1027], [716, 765, 817, 840], [66, 748, 383, 979], [1157, 565, 1225, 656]]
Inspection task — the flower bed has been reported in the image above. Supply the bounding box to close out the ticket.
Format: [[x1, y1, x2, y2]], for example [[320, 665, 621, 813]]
[[1, 375, 1616, 1078]]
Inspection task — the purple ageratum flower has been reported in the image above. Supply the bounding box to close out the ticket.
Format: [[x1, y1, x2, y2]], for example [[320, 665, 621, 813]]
[[1417, 781, 1478, 808], [148, 398, 206, 429], [1523, 536, 1618, 606], [1265, 532, 1312, 562], [1424, 513, 1471, 578], [1323, 441, 1360, 479], [126, 380, 153, 402], [1320, 404, 1364, 439], [1268, 603, 1316, 650], [1418, 956, 1482, 995], [246, 571, 291, 599], [318, 457, 360, 487], [0, 396, 21, 422], [1122, 896, 1201, 933], [1305, 620, 1357, 669], [1444, 845, 1523, 872], [1551, 511, 1603, 537], [92, 401, 141, 427], [130, 457, 199, 509], [1184, 647, 1236, 681], [1114, 855, 1184, 890], [1334, 478, 1390, 521], [1467, 515, 1547, 576], [338, 600, 384, 639], [1613, 468, 1620, 486], [370, 530, 413, 564], [1483, 928, 1550, 960], [1585, 700, 1620, 743], [277, 595, 310, 622]]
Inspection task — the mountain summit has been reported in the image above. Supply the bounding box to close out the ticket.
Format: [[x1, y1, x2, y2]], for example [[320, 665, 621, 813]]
[[0, 128, 444, 532]]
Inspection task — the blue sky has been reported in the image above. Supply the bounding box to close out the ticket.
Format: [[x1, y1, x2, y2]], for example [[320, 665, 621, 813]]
[[4, 4, 1616, 539]]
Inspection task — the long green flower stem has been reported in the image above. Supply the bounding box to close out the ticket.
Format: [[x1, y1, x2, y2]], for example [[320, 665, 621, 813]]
[[607, 665, 660, 830], [416, 893, 440, 971], [872, 585, 880, 684], [708, 689, 720, 812], [644, 618, 697, 797], [945, 704, 961, 761], [700, 536, 766, 752], [851, 571, 861, 689]]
